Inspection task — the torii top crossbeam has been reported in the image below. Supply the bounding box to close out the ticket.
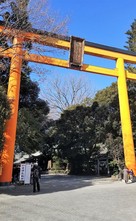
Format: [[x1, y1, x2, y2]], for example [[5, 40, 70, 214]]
[[1, 20, 136, 78]]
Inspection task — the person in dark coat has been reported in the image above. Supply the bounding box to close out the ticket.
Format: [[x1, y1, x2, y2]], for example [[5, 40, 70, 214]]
[[32, 163, 41, 192]]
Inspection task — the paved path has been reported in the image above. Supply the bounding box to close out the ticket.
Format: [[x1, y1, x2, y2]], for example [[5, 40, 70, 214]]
[[0, 175, 136, 221]]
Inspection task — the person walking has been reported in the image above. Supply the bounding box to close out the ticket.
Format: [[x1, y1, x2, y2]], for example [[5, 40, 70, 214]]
[[129, 169, 134, 182], [32, 163, 41, 192], [123, 166, 129, 183]]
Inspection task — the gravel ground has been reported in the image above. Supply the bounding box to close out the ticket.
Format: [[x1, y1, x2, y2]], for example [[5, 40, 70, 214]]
[[0, 175, 135, 221]]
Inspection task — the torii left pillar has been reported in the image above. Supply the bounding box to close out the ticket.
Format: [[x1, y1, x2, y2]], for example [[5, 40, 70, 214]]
[[0, 36, 23, 185]]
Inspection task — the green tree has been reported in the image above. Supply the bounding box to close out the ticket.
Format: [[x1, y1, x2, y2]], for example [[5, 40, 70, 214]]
[[125, 19, 136, 52], [125, 19, 136, 150], [125, 19, 136, 73], [90, 20, 136, 171], [52, 103, 106, 174], [93, 82, 118, 105], [0, 86, 11, 151], [16, 106, 48, 154], [83, 83, 124, 172]]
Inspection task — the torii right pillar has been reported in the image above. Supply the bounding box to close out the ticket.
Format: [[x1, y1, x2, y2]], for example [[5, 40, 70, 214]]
[[117, 57, 136, 174]]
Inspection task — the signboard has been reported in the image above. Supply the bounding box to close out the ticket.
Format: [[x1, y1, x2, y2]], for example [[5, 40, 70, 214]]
[[19, 163, 26, 182], [69, 36, 84, 69], [19, 163, 31, 184], [24, 164, 31, 184]]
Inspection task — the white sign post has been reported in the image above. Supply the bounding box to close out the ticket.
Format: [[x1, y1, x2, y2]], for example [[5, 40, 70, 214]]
[[19, 164, 26, 182], [19, 163, 31, 184], [24, 164, 31, 184]]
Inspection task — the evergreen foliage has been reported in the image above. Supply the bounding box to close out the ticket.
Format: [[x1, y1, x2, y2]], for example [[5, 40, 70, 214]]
[[125, 19, 136, 73], [125, 19, 136, 149], [51, 104, 108, 174], [0, 86, 11, 151]]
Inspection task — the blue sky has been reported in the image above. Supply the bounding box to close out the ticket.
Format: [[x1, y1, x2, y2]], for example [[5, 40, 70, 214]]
[[31, 0, 136, 94], [49, 0, 135, 47]]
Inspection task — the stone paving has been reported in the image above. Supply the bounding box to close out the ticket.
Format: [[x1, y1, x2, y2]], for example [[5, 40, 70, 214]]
[[0, 175, 136, 221]]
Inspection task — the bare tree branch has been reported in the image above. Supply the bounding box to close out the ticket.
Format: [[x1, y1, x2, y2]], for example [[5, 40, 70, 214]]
[[41, 75, 96, 119]]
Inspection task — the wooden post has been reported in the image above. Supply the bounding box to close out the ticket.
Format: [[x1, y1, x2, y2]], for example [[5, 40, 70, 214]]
[[0, 36, 23, 185], [117, 57, 136, 174]]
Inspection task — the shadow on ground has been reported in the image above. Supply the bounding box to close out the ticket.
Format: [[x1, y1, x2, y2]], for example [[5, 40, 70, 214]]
[[0, 174, 114, 196]]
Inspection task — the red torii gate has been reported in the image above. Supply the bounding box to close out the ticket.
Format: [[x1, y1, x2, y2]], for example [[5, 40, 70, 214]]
[[0, 21, 136, 185]]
